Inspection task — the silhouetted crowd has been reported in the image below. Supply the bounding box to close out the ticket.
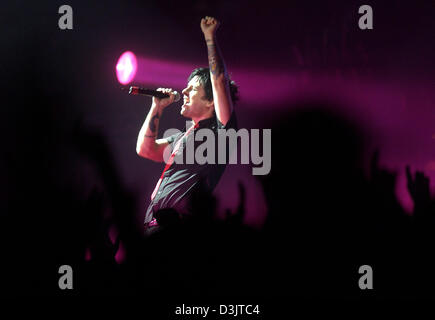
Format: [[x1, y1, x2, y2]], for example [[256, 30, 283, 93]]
[[3, 91, 434, 300]]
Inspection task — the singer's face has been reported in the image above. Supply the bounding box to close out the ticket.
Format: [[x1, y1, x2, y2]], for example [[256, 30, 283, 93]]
[[180, 76, 213, 121]]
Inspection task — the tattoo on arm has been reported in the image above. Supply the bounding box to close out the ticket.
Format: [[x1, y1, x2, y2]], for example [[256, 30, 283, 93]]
[[206, 39, 225, 78], [150, 114, 159, 133]]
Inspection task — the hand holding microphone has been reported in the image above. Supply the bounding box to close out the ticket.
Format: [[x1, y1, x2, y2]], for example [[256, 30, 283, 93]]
[[152, 88, 180, 109], [124, 85, 180, 109]]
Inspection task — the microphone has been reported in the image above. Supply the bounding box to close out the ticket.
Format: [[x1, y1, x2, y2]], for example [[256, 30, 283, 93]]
[[123, 86, 180, 102]]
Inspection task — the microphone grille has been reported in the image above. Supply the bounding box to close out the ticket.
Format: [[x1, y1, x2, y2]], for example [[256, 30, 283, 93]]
[[173, 91, 181, 102]]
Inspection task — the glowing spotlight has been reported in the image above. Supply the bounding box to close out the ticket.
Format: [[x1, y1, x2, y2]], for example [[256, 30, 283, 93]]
[[116, 51, 137, 84]]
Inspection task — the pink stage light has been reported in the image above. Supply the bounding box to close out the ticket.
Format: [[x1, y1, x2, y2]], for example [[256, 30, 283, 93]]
[[116, 51, 137, 84]]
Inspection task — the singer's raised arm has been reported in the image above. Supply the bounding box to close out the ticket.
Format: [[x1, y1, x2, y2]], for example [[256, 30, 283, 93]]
[[136, 88, 176, 162], [201, 17, 233, 126]]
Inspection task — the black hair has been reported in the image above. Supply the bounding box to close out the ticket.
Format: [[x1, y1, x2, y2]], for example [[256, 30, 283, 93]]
[[187, 67, 239, 104]]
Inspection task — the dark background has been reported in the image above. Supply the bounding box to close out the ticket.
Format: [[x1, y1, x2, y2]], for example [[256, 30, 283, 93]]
[[1, 0, 435, 303]]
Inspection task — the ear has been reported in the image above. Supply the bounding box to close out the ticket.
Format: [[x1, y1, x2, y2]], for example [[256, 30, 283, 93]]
[[206, 99, 214, 110]]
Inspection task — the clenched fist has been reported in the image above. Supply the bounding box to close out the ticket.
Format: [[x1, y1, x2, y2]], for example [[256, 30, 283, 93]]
[[201, 16, 220, 39]]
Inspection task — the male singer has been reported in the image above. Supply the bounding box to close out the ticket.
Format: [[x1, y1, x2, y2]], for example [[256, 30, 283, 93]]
[[136, 17, 238, 234]]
